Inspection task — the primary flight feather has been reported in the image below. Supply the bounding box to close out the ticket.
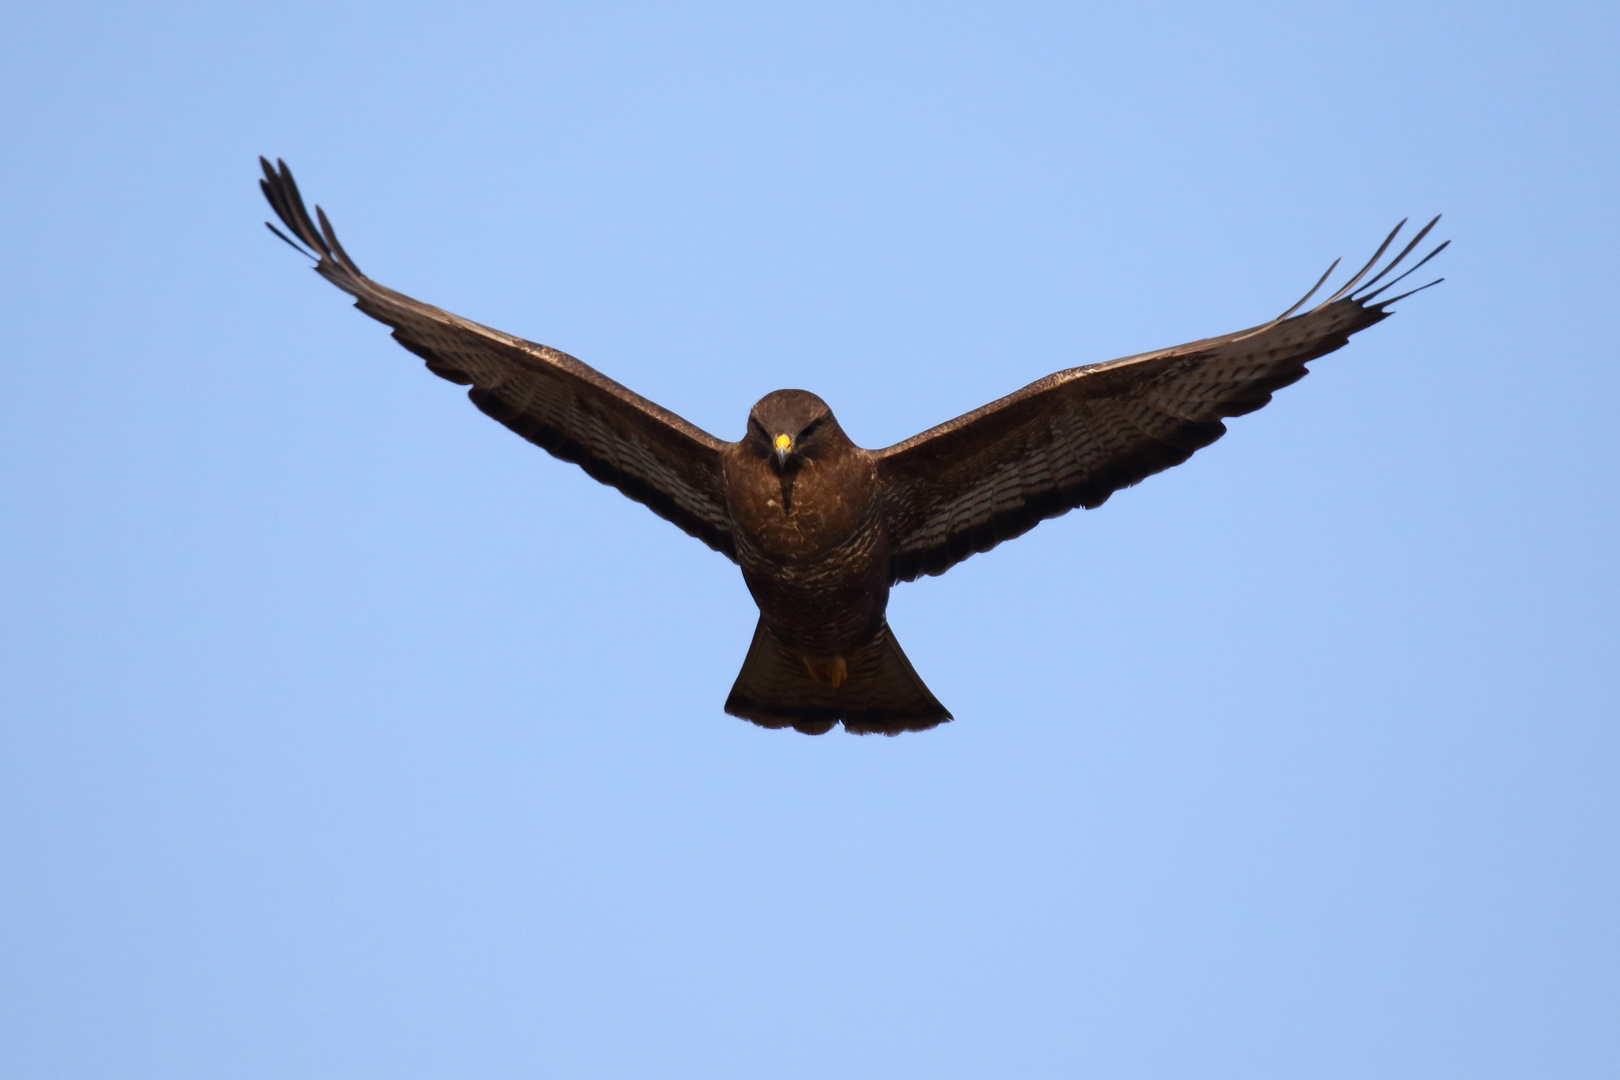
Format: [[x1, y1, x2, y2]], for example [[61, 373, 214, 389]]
[[259, 157, 1444, 735]]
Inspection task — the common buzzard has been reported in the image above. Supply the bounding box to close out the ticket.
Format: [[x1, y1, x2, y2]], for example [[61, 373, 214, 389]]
[[260, 158, 1444, 735]]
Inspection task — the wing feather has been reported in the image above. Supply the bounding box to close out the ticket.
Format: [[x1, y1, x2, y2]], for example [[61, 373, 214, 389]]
[[878, 220, 1444, 582], [259, 158, 737, 560]]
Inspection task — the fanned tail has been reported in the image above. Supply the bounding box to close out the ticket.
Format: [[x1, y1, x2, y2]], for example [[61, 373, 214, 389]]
[[724, 620, 952, 736]]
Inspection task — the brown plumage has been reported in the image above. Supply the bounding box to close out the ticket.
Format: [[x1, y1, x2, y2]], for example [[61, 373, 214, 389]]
[[259, 157, 1445, 735]]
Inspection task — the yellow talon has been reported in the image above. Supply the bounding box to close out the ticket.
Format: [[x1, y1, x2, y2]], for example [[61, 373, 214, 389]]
[[801, 655, 848, 688]]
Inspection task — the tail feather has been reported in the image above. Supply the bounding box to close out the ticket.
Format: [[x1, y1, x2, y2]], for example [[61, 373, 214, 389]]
[[724, 620, 952, 736]]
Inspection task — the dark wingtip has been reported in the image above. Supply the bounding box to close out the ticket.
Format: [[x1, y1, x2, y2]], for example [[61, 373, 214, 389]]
[[1349, 214, 1442, 300], [1319, 217, 1407, 307], [1357, 236, 1450, 305], [1238, 215, 1447, 341], [257, 156, 367, 280], [259, 157, 312, 250]]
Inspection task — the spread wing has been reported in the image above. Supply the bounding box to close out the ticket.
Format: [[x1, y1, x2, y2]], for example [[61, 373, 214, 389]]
[[259, 157, 737, 560], [878, 219, 1447, 582]]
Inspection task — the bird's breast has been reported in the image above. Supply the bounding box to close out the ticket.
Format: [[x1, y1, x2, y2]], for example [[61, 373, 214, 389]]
[[722, 448, 881, 566]]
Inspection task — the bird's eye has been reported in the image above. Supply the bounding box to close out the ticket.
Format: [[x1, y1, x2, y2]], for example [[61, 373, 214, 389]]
[[800, 418, 824, 440]]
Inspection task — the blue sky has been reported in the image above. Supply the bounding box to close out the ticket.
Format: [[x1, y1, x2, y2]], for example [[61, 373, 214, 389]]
[[2, 1, 1616, 1077]]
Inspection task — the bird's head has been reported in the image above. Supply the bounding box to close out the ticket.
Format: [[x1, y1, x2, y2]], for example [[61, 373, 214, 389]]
[[747, 389, 842, 472]]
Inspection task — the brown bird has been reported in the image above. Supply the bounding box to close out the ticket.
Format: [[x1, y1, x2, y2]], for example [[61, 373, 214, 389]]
[[259, 158, 1445, 736]]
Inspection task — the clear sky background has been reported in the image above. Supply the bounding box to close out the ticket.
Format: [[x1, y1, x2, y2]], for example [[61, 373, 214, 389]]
[[2, 2, 1616, 1077]]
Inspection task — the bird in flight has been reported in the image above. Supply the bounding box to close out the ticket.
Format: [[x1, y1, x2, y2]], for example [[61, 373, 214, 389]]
[[259, 158, 1444, 736]]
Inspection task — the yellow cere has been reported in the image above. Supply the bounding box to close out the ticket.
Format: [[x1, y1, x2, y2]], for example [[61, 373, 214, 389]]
[[774, 434, 793, 451]]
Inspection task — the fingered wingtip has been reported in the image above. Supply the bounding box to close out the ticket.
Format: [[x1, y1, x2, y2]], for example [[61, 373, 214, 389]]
[[256, 156, 365, 278], [1319, 217, 1410, 307], [1356, 235, 1450, 305], [1241, 215, 1446, 339]]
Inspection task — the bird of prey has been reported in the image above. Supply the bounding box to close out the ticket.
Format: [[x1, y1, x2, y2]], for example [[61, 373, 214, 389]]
[[259, 158, 1444, 736]]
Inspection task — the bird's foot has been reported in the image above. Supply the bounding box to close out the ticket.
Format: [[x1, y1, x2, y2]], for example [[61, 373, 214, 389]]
[[801, 655, 848, 689]]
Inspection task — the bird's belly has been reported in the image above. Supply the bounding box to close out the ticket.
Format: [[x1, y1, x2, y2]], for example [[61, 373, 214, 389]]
[[737, 525, 890, 656]]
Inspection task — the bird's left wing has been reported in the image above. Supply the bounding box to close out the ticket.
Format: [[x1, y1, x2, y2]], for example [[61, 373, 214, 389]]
[[259, 159, 737, 560], [877, 219, 1446, 583]]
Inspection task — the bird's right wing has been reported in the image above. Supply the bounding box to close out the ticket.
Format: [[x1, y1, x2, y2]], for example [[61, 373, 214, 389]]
[[260, 158, 737, 560], [876, 219, 1446, 582]]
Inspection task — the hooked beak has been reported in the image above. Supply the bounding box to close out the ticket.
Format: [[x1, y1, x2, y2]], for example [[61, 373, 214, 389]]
[[773, 434, 793, 469]]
